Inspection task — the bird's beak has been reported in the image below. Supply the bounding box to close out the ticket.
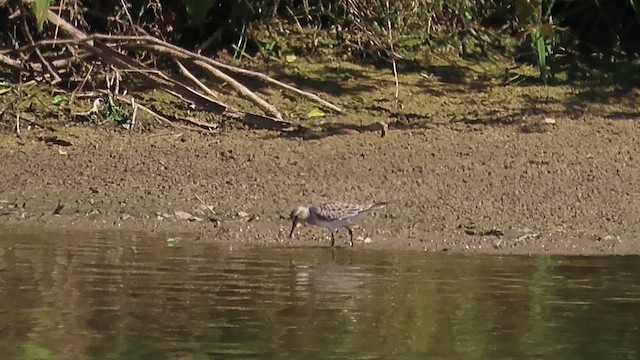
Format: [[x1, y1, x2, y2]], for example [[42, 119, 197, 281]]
[[289, 220, 298, 238]]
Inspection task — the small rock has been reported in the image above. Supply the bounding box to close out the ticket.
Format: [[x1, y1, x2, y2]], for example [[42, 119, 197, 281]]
[[156, 212, 172, 219], [174, 210, 193, 220], [237, 211, 250, 218], [543, 117, 556, 125]]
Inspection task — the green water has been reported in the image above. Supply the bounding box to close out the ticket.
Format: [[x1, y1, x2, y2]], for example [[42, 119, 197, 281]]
[[1, 228, 639, 359]]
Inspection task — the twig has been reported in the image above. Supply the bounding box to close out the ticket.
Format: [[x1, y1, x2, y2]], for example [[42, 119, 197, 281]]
[[6, 33, 343, 113], [47, 12, 293, 130], [195, 29, 222, 54], [129, 96, 137, 130], [119, 0, 135, 29], [193, 59, 283, 120], [174, 60, 219, 98], [70, 63, 94, 104], [111, 93, 219, 133], [0, 54, 22, 69], [387, 15, 399, 109], [20, 11, 62, 84], [121, 97, 172, 127], [231, 44, 257, 62], [16, 113, 58, 131], [182, 116, 219, 129], [140, 38, 344, 113], [53, 0, 65, 40], [195, 195, 216, 216]]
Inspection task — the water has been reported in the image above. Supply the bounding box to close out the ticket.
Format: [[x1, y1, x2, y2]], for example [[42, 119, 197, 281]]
[[1, 228, 640, 359]]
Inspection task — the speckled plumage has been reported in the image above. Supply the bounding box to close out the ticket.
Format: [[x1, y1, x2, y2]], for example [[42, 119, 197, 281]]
[[289, 202, 387, 247]]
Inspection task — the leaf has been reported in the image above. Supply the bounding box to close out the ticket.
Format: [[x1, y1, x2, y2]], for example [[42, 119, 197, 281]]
[[30, 0, 51, 32], [307, 108, 326, 118], [0, 87, 10, 95], [166, 237, 179, 247], [285, 54, 297, 63], [52, 94, 66, 105]]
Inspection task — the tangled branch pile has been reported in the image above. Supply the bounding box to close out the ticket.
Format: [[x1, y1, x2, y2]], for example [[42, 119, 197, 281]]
[[0, 0, 342, 132]]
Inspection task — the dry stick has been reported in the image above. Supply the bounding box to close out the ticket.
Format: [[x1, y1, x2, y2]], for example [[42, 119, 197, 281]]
[[2, 38, 91, 54], [53, 0, 65, 39], [46, 11, 292, 131], [195, 195, 216, 217], [113, 93, 215, 134], [195, 29, 221, 54], [136, 38, 344, 113], [119, 0, 135, 28], [8, 33, 343, 113], [32, 47, 62, 84], [387, 17, 399, 108], [94, 34, 343, 113], [46, 13, 222, 112], [70, 63, 94, 104], [231, 44, 258, 62], [123, 40, 282, 120], [0, 54, 22, 69], [193, 59, 283, 120], [129, 96, 137, 130], [20, 13, 62, 84], [112, 92, 217, 131], [17, 113, 58, 131], [174, 60, 219, 98], [0, 54, 88, 73], [181, 116, 220, 129]]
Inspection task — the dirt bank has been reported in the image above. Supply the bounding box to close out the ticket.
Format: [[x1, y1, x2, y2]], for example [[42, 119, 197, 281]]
[[2, 62, 640, 255]]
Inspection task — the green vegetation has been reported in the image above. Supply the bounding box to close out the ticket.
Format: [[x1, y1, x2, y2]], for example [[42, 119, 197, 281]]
[[13, 0, 640, 81], [0, 0, 638, 133]]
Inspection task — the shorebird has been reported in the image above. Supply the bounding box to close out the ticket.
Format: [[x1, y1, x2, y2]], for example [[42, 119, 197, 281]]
[[289, 202, 387, 247]]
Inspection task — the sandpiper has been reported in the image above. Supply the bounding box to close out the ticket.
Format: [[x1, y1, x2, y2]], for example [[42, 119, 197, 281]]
[[289, 202, 387, 247]]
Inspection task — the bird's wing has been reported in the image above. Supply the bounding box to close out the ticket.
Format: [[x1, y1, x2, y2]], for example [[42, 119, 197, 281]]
[[313, 202, 376, 222]]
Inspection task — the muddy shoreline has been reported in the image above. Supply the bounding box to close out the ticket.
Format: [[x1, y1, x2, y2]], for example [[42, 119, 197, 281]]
[[3, 61, 640, 254], [2, 115, 640, 255]]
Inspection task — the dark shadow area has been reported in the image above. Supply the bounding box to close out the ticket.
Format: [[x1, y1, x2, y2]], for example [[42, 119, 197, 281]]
[[605, 111, 640, 120], [421, 64, 475, 85], [458, 112, 526, 127], [558, 85, 637, 118], [254, 63, 378, 96], [269, 115, 437, 141]]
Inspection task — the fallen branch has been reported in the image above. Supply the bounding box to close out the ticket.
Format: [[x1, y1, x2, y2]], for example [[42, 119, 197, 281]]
[[113, 93, 217, 133], [174, 60, 219, 99], [193, 58, 283, 120], [7, 32, 343, 114], [46, 10, 293, 131], [19, 8, 62, 84]]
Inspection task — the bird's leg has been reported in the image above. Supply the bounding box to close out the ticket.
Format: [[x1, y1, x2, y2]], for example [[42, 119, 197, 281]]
[[345, 226, 354, 247], [330, 231, 336, 248]]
